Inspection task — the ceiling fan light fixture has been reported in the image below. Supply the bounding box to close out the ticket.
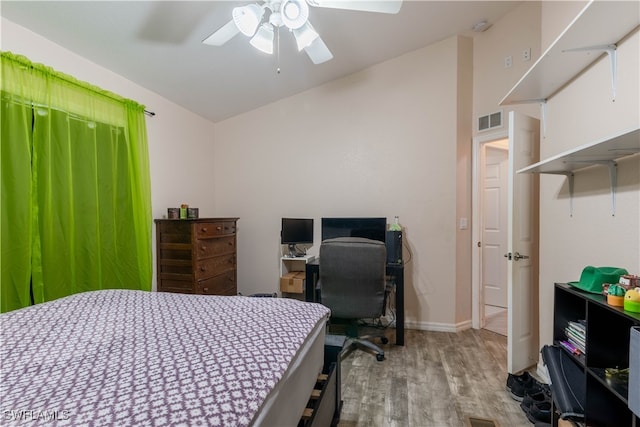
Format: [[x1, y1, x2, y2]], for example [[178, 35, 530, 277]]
[[293, 22, 319, 51], [281, 0, 309, 29], [232, 4, 264, 36], [250, 23, 274, 54]]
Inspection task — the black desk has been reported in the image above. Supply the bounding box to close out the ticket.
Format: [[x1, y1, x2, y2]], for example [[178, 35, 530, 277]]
[[305, 259, 405, 346]]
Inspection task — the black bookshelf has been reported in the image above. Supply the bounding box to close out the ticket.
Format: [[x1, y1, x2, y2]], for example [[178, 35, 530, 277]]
[[552, 283, 640, 427]]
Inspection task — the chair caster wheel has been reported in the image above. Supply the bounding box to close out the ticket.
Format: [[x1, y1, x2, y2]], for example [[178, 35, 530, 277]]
[[380, 337, 389, 344], [376, 354, 385, 362]]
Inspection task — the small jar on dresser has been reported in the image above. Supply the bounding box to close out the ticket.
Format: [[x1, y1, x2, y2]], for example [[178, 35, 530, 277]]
[[154, 218, 239, 296]]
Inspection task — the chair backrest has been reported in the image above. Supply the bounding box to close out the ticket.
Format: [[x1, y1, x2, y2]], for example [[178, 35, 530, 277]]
[[319, 237, 386, 319]]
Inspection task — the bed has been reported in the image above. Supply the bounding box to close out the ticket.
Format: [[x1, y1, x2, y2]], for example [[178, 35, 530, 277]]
[[0, 290, 331, 426]]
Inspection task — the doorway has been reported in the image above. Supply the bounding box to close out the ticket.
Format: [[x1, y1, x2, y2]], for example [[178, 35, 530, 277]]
[[472, 112, 541, 374], [475, 136, 509, 336], [482, 139, 509, 335]]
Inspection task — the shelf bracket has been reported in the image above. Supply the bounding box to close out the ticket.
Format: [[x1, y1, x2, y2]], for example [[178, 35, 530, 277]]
[[541, 99, 548, 139], [508, 98, 547, 138], [545, 172, 574, 216], [608, 161, 617, 217], [567, 172, 575, 218], [562, 172, 575, 217], [563, 44, 617, 101]]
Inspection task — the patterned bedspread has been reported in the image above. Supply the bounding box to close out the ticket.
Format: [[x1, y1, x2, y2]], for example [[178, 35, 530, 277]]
[[0, 290, 330, 426]]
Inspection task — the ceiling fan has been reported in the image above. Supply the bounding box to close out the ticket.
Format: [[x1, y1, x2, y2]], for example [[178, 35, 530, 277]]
[[202, 0, 402, 65]]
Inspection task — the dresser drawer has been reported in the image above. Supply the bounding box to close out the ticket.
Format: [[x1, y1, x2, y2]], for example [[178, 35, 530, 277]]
[[157, 220, 191, 242], [197, 271, 236, 296], [194, 254, 235, 279], [195, 235, 236, 260], [194, 221, 236, 239]]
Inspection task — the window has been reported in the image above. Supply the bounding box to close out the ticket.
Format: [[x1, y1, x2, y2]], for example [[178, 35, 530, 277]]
[[1, 52, 152, 312]]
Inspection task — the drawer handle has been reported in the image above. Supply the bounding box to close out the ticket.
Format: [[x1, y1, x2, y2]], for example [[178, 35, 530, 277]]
[[200, 246, 207, 251], [200, 266, 207, 271], [202, 287, 209, 293], [201, 227, 208, 233], [216, 226, 222, 231], [228, 242, 233, 246]]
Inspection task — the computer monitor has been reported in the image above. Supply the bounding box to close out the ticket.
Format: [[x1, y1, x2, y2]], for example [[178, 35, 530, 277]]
[[321, 217, 387, 243], [281, 218, 313, 257]]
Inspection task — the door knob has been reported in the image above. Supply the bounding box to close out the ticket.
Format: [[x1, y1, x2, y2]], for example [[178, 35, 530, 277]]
[[513, 252, 530, 261]]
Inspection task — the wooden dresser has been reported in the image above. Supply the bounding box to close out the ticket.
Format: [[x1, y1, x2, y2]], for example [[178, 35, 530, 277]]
[[155, 218, 238, 296]]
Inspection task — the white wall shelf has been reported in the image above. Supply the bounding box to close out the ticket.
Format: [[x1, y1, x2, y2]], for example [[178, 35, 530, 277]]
[[517, 127, 639, 216], [500, 0, 640, 106], [517, 128, 639, 175]]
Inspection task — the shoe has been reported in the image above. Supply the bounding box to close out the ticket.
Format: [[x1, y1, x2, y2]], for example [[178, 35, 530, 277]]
[[506, 371, 532, 391], [520, 384, 551, 412], [526, 401, 552, 424], [506, 371, 542, 401], [506, 372, 529, 401]]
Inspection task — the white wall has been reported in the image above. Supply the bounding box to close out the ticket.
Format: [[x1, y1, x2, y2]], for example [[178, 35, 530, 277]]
[[2, 18, 218, 290], [455, 36, 474, 326], [213, 36, 472, 330], [473, 2, 542, 128]]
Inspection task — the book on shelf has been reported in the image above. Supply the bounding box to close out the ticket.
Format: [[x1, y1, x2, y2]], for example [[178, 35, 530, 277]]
[[564, 319, 587, 354], [568, 320, 586, 329], [566, 328, 586, 345], [567, 338, 586, 354], [559, 340, 584, 356]]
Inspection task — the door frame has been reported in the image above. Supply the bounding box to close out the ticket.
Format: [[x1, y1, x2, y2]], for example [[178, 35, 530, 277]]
[[471, 130, 508, 329]]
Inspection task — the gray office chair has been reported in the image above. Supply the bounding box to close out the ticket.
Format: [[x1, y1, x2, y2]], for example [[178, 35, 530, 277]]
[[318, 237, 388, 361]]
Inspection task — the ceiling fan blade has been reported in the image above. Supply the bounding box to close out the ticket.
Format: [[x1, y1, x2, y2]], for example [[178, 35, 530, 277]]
[[202, 19, 239, 46], [304, 36, 333, 64], [306, 0, 402, 14]]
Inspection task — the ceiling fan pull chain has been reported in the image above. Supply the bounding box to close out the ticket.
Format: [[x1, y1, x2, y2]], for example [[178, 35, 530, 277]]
[[276, 26, 281, 74]]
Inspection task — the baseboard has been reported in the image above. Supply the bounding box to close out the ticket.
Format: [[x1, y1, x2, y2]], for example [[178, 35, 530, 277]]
[[405, 319, 472, 333]]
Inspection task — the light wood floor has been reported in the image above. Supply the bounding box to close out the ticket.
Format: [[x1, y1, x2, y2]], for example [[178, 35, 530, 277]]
[[337, 328, 531, 427]]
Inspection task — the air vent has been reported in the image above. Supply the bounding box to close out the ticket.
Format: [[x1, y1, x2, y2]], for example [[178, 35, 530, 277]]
[[478, 111, 503, 132]]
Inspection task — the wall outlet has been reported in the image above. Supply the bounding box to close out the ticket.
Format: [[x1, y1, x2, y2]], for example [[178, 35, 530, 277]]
[[523, 48, 531, 61], [504, 55, 513, 68]]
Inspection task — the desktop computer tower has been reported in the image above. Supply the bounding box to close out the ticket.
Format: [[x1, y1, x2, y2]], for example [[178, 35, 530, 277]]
[[385, 230, 402, 265]]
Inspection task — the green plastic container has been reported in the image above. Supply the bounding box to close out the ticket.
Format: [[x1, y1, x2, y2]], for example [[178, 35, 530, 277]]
[[625, 288, 640, 313], [625, 299, 640, 313]]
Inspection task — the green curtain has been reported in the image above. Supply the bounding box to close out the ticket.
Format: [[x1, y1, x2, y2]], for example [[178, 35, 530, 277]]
[[1, 52, 152, 312]]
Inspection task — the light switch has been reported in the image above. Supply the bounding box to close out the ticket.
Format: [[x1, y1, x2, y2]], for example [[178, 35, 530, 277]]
[[459, 218, 468, 230]]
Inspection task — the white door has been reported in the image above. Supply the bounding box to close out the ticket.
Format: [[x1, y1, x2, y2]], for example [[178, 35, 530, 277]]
[[507, 111, 540, 374], [483, 144, 508, 308]]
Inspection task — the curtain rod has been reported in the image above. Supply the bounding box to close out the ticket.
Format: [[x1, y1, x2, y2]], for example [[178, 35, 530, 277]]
[[7, 55, 156, 118]]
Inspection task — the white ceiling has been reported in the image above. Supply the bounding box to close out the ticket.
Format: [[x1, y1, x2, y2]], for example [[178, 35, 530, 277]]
[[1, 1, 521, 123]]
